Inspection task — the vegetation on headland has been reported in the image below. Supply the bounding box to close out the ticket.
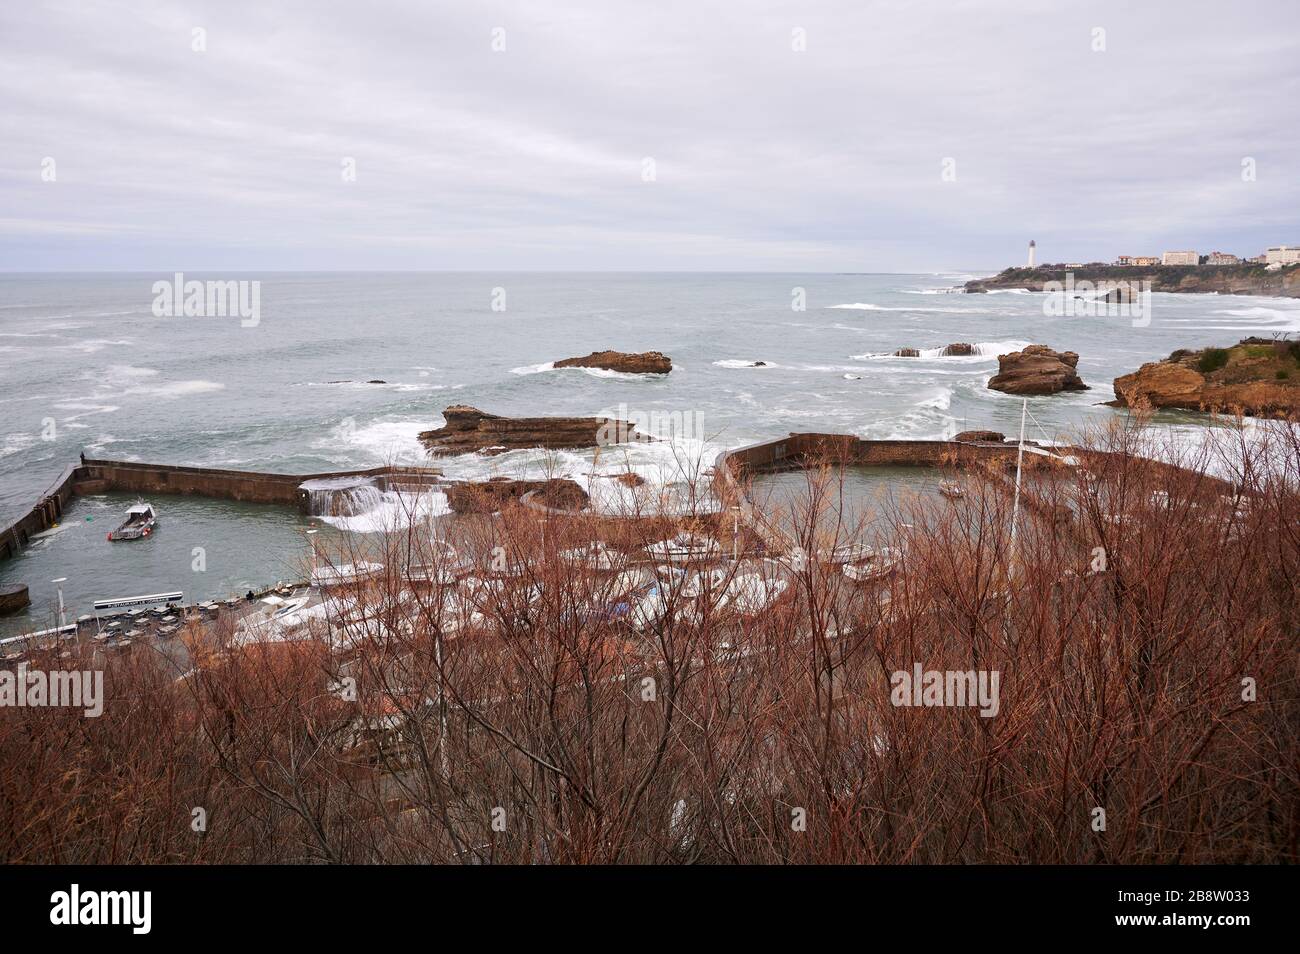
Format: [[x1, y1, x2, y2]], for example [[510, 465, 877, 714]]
[[965, 263, 1300, 297], [1, 419, 1295, 864], [1114, 337, 1300, 419]]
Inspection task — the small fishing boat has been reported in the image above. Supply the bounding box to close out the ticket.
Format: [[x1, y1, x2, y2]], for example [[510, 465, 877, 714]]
[[818, 542, 874, 565], [560, 541, 623, 571], [310, 561, 385, 588], [726, 573, 789, 617], [938, 481, 966, 500], [628, 583, 673, 631], [843, 546, 902, 583], [646, 532, 721, 563], [682, 566, 728, 598], [404, 541, 471, 585], [107, 502, 157, 541]]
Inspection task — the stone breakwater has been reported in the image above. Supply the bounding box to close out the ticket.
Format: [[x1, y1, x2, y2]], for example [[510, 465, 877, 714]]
[[0, 459, 443, 562]]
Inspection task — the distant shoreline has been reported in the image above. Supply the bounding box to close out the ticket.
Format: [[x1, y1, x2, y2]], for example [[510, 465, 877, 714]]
[[965, 263, 1300, 299]]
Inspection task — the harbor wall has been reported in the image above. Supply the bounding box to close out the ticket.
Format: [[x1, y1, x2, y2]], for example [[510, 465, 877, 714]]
[[0, 463, 81, 562], [716, 433, 1035, 477], [0, 458, 444, 563]]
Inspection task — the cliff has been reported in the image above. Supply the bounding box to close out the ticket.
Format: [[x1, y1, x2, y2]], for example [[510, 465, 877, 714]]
[[965, 263, 1300, 297], [1112, 338, 1300, 419]]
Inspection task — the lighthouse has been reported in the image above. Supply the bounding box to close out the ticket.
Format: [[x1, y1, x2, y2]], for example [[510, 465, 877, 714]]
[[1027, 240, 1036, 268]]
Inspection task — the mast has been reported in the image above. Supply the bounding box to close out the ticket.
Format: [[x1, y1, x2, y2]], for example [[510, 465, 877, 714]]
[[1009, 398, 1027, 562]]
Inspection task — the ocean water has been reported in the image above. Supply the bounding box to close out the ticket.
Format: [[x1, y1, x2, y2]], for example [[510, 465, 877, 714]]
[[2, 271, 1297, 629]]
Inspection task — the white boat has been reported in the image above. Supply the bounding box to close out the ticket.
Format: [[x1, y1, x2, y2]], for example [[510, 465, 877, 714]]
[[310, 561, 385, 588], [682, 566, 728, 598], [628, 584, 672, 631], [107, 502, 157, 541], [817, 542, 874, 565], [938, 481, 966, 500], [843, 546, 902, 582], [404, 541, 471, 585], [725, 573, 789, 616], [560, 541, 623, 571], [645, 532, 722, 563]]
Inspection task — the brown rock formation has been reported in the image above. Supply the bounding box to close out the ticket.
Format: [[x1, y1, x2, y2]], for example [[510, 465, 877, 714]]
[[419, 405, 653, 457], [893, 343, 972, 357], [988, 345, 1088, 396], [953, 430, 1006, 443], [445, 478, 589, 514], [554, 350, 672, 374], [1113, 339, 1300, 418]]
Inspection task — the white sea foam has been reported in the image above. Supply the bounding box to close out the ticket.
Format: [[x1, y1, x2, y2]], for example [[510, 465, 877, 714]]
[[917, 386, 953, 411], [1206, 306, 1300, 330], [0, 433, 37, 459], [319, 417, 428, 464], [713, 359, 778, 369], [87, 365, 223, 398], [53, 402, 119, 421], [303, 380, 447, 392], [850, 340, 1029, 363], [63, 338, 133, 354], [316, 489, 451, 533], [827, 303, 976, 313], [510, 360, 657, 380]]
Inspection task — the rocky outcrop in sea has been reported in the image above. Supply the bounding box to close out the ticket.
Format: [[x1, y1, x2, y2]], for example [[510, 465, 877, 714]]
[[418, 405, 655, 456], [987, 345, 1088, 396], [1112, 338, 1300, 419], [554, 350, 672, 374]]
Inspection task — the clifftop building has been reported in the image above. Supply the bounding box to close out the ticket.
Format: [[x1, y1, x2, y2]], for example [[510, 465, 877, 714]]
[[1161, 250, 1198, 266], [1265, 246, 1300, 265], [1206, 252, 1240, 266], [1027, 240, 1036, 268]]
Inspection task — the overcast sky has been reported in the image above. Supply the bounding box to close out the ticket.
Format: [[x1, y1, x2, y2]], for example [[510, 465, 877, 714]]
[[1, 0, 1297, 272]]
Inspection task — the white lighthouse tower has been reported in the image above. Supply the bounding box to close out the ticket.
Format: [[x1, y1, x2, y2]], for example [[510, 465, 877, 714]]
[[1027, 240, 1037, 268]]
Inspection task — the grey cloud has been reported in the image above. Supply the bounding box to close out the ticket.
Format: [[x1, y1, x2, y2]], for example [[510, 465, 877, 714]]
[[1, 0, 1296, 270]]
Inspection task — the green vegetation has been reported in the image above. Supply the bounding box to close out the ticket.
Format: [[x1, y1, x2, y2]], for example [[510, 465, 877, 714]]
[[1277, 369, 1291, 380], [1198, 348, 1230, 373]]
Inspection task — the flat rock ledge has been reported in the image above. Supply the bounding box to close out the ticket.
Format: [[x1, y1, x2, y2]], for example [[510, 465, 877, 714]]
[[554, 350, 672, 374], [419, 405, 655, 457]]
